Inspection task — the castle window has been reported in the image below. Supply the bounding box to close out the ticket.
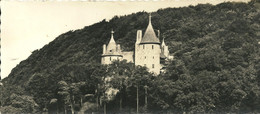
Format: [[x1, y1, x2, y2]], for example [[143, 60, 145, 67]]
[[145, 56, 146, 59], [110, 50, 112, 52], [143, 45, 145, 49], [110, 57, 111, 61], [152, 45, 154, 49], [153, 56, 154, 59], [152, 64, 154, 68]]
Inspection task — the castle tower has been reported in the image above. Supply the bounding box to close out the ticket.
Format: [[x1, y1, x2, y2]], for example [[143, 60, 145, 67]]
[[102, 30, 123, 64], [135, 30, 142, 65], [135, 13, 161, 74], [161, 38, 169, 57]]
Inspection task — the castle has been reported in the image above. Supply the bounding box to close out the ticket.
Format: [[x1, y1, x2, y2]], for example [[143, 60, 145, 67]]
[[101, 14, 173, 74]]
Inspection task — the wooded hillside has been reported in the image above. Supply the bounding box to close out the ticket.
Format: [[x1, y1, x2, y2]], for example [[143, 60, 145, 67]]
[[1, 1, 260, 113]]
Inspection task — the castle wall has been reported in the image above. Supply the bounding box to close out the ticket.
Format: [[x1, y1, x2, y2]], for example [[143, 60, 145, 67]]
[[135, 30, 142, 67], [102, 56, 122, 64], [135, 44, 161, 74], [101, 15, 173, 75], [122, 51, 134, 63], [135, 44, 141, 65]]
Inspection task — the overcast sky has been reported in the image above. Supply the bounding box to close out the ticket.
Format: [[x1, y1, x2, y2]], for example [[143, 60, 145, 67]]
[[1, 0, 250, 79]]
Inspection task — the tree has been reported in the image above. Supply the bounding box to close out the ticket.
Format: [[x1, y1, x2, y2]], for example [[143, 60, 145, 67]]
[[128, 66, 151, 113], [109, 60, 134, 111], [0, 94, 39, 113], [89, 64, 110, 112], [57, 81, 70, 114]]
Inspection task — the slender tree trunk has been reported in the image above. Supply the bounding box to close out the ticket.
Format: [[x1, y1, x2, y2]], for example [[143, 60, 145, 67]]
[[120, 93, 122, 111], [80, 96, 83, 107], [104, 102, 106, 114], [119, 81, 123, 111], [70, 102, 75, 114], [144, 85, 148, 113], [137, 85, 139, 114], [73, 95, 75, 104], [145, 85, 148, 109], [99, 96, 103, 108], [64, 105, 67, 114], [56, 103, 59, 114], [96, 87, 99, 111], [70, 95, 75, 114], [96, 95, 99, 111]]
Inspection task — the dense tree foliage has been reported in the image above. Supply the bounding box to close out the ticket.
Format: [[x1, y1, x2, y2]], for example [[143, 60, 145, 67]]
[[1, 1, 260, 113]]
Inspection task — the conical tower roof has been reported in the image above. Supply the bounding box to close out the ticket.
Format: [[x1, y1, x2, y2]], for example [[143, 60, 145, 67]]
[[104, 30, 122, 56], [161, 38, 166, 47], [140, 13, 160, 44], [106, 30, 117, 51]]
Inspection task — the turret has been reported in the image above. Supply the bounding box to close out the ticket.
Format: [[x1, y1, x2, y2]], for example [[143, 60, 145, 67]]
[[139, 13, 160, 44], [161, 38, 169, 57], [157, 30, 160, 38], [103, 44, 106, 54], [164, 46, 169, 57], [136, 30, 142, 44], [161, 38, 166, 47], [117, 44, 121, 52], [135, 13, 161, 75], [101, 30, 123, 64], [106, 30, 116, 52]]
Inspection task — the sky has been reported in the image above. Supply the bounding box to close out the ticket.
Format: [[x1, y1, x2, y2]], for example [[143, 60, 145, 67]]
[[1, 0, 250, 79]]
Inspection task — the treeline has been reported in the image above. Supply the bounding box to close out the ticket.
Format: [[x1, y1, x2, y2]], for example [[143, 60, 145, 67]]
[[1, 0, 260, 113]]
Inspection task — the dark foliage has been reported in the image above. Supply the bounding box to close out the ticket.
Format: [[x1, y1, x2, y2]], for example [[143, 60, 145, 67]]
[[1, 1, 260, 113]]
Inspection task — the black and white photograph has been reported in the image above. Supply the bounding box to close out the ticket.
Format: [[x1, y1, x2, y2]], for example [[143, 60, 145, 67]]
[[1, 0, 260, 113]]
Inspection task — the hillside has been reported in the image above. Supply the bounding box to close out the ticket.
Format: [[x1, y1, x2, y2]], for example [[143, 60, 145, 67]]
[[1, 1, 260, 113]]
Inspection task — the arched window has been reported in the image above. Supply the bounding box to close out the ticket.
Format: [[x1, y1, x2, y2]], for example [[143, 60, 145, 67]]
[[152, 45, 154, 49], [145, 56, 146, 59], [110, 57, 111, 61], [143, 45, 145, 49], [153, 56, 154, 59]]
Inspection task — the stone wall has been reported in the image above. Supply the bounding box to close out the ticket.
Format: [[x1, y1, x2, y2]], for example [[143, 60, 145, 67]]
[[135, 43, 161, 74]]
